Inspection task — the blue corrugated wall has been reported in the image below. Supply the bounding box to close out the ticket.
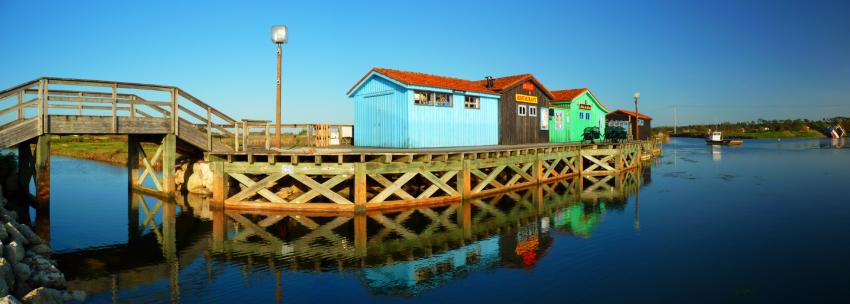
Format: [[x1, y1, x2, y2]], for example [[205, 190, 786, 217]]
[[351, 75, 499, 148], [352, 76, 409, 147]]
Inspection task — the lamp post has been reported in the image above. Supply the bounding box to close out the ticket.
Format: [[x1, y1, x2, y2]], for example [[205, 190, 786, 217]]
[[271, 25, 288, 149], [633, 91, 640, 141]]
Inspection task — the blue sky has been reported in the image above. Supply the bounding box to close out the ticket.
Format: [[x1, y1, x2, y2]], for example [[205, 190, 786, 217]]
[[1, 0, 848, 126]]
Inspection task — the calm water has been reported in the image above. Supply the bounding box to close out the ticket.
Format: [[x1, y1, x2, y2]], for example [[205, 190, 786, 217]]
[[19, 138, 850, 303]]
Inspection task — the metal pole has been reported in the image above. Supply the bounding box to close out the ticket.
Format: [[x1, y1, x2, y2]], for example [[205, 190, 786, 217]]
[[634, 97, 639, 141], [673, 105, 677, 134], [276, 43, 283, 149]]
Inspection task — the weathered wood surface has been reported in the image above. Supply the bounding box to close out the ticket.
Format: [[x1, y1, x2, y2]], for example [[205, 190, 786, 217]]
[[0, 118, 40, 148], [46, 115, 171, 134]]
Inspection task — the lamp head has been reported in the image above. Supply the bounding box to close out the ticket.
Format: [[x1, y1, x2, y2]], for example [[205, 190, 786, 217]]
[[633, 91, 641, 99], [271, 25, 288, 44]]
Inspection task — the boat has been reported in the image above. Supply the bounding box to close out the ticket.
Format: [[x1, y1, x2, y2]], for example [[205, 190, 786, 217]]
[[817, 125, 846, 138], [705, 131, 743, 145]]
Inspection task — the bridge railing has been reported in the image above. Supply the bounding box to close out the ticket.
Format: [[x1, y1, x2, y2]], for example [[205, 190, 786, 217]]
[[0, 77, 238, 151]]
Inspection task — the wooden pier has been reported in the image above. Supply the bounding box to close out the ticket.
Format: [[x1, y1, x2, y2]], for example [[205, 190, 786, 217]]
[[0, 77, 662, 211]]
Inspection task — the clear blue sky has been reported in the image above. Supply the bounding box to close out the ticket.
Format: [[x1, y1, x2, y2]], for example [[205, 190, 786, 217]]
[[2, 0, 848, 126]]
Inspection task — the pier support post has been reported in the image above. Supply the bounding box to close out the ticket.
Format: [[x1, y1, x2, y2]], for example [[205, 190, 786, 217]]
[[533, 153, 543, 185], [458, 200, 472, 239], [457, 160, 471, 199], [354, 213, 367, 257], [161, 134, 177, 193], [210, 156, 226, 207], [211, 209, 225, 251], [128, 192, 140, 243], [128, 135, 139, 187], [354, 163, 367, 213], [34, 135, 50, 203]]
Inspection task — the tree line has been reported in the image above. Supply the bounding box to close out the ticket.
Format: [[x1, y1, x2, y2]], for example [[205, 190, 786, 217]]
[[652, 116, 848, 136]]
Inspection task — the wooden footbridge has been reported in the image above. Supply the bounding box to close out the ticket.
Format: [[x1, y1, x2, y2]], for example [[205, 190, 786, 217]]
[[1, 77, 662, 212]]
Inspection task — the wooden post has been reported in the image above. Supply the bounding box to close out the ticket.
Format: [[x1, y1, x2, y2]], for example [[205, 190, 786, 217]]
[[264, 122, 270, 150], [130, 95, 136, 119], [34, 135, 50, 203], [354, 163, 367, 212], [171, 88, 179, 136], [458, 200, 472, 239], [161, 134, 177, 193], [211, 158, 226, 206], [17, 142, 33, 194], [234, 121, 239, 151], [111, 83, 118, 133], [36, 79, 45, 134], [128, 192, 140, 243], [206, 107, 213, 151], [242, 121, 248, 151], [128, 135, 139, 187], [16, 90, 23, 120], [533, 152, 543, 184], [457, 159, 471, 198], [212, 208, 225, 251]]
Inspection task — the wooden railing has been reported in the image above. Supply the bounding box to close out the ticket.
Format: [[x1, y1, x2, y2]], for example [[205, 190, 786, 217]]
[[0, 77, 238, 151]]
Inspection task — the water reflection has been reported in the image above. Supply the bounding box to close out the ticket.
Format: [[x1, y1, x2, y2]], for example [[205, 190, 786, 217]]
[[43, 166, 650, 302]]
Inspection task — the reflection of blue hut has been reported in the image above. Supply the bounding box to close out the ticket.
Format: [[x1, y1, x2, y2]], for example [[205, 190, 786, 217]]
[[360, 237, 500, 296]]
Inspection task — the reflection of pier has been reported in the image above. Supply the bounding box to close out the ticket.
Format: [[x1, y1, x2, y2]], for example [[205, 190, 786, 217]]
[[42, 165, 648, 300]]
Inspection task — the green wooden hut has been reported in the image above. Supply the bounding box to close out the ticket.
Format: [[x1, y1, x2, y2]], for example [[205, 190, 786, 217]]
[[548, 88, 609, 142]]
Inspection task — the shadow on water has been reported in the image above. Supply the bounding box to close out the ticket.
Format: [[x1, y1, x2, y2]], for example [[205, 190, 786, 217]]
[[35, 161, 652, 302]]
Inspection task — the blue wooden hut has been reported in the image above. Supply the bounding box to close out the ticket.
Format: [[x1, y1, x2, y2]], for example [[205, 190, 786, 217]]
[[347, 68, 500, 148]]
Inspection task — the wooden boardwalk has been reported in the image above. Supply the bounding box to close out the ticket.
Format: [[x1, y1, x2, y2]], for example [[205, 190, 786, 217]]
[[0, 77, 662, 211]]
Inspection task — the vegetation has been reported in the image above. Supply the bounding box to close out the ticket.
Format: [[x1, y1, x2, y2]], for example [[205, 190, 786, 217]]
[[653, 117, 848, 139], [50, 135, 158, 165]]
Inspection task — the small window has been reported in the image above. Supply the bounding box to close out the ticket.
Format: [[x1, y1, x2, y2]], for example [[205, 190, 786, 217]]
[[579, 112, 584, 120], [517, 104, 527, 116], [639, 119, 645, 126], [464, 96, 480, 109], [434, 92, 452, 107], [528, 106, 537, 117], [414, 91, 432, 105]]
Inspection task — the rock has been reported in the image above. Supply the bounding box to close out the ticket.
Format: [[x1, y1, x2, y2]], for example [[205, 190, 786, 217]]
[[0, 295, 21, 304], [186, 162, 213, 194], [14, 226, 41, 246], [61, 290, 84, 303], [27, 245, 50, 257], [5, 213, 14, 223], [0, 259, 13, 287], [174, 162, 189, 188], [276, 185, 304, 201], [3, 225, 25, 246], [2, 243, 22, 265], [0, 277, 8, 298], [21, 287, 62, 304], [11, 264, 28, 283], [0, 225, 7, 243]]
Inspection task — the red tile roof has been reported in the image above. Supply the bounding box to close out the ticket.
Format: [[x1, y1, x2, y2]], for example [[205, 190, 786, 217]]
[[551, 88, 609, 112], [551, 88, 588, 101], [608, 109, 652, 120], [473, 74, 555, 99], [348, 68, 497, 95]]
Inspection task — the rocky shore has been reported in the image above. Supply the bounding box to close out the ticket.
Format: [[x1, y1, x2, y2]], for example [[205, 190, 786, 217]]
[[0, 185, 85, 304]]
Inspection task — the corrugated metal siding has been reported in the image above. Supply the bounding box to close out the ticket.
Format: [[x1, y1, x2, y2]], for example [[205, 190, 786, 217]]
[[407, 93, 499, 148], [548, 108, 570, 142], [352, 76, 409, 147]]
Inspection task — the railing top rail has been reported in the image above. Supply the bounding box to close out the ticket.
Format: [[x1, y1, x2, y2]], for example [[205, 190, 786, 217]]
[[0, 78, 40, 99], [44, 77, 175, 92], [178, 90, 237, 124]]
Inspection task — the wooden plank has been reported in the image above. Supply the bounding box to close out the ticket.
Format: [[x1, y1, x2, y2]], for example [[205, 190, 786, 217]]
[[289, 174, 352, 204], [369, 172, 417, 203], [0, 118, 40, 148], [228, 173, 286, 203]]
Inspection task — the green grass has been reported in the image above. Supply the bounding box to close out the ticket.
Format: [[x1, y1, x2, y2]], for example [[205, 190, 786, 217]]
[[50, 135, 158, 165]]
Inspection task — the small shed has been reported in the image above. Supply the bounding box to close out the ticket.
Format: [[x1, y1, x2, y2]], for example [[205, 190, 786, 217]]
[[474, 74, 554, 145], [347, 68, 500, 148], [606, 109, 653, 140], [549, 88, 609, 142]]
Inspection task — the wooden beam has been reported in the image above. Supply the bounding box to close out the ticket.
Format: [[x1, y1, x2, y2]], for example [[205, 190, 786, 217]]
[[34, 135, 50, 203], [161, 134, 176, 193]]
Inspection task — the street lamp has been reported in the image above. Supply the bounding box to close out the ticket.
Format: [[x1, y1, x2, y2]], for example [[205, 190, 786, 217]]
[[271, 25, 288, 149], [633, 91, 640, 141]]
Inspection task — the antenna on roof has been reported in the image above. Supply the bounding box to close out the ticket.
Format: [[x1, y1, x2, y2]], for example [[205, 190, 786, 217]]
[[485, 76, 494, 88]]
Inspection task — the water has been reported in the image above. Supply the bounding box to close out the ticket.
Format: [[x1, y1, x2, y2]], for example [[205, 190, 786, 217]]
[[19, 138, 850, 303]]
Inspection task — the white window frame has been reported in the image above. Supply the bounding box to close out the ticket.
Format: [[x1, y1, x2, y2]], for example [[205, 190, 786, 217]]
[[464, 95, 480, 109], [434, 92, 452, 107], [517, 104, 527, 116], [414, 91, 432, 106], [528, 106, 537, 117]]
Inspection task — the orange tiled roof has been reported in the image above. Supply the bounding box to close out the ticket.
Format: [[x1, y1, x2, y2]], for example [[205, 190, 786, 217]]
[[609, 109, 652, 120], [348, 68, 497, 95]]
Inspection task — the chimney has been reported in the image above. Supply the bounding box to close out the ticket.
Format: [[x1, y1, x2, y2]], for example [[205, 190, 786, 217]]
[[485, 76, 495, 88]]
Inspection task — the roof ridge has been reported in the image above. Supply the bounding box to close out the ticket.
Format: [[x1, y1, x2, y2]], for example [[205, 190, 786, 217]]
[[374, 67, 480, 83]]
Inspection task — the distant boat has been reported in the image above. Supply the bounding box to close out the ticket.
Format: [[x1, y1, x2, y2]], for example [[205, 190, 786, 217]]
[[705, 131, 743, 145], [818, 125, 846, 138]]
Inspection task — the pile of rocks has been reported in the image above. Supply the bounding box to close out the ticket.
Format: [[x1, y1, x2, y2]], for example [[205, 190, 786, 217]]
[[0, 185, 85, 304]]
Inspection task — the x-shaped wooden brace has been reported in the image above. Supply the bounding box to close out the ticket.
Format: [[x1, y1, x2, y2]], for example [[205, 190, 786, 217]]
[[583, 175, 615, 192], [504, 162, 535, 187], [471, 165, 507, 193], [138, 194, 164, 243], [136, 142, 164, 190], [583, 154, 615, 172]]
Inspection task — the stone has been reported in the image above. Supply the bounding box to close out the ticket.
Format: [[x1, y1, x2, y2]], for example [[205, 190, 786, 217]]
[[2, 243, 22, 265], [276, 185, 304, 201], [0, 278, 8, 298], [0, 259, 13, 287], [61, 291, 84, 303], [0, 225, 7, 243], [187, 162, 213, 194], [27, 245, 50, 257], [13, 226, 40, 246], [0, 295, 21, 304], [11, 264, 28, 283], [3, 225, 25, 247], [21, 287, 62, 304]]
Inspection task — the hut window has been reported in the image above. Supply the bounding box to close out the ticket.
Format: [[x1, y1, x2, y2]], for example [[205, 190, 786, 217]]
[[434, 92, 452, 107], [464, 96, 480, 109], [517, 104, 527, 116], [414, 91, 432, 105], [528, 106, 537, 117]]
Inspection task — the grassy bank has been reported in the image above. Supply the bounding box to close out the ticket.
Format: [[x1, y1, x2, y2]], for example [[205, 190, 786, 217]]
[[50, 135, 158, 165]]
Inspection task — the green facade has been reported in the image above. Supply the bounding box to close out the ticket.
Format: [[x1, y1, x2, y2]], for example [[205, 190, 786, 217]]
[[547, 107, 570, 142], [549, 91, 608, 142]]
